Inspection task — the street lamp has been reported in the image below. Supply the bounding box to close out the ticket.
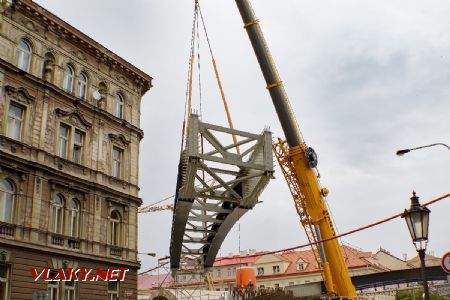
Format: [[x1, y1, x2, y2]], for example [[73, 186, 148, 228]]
[[396, 143, 450, 156], [402, 191, 431, 300]]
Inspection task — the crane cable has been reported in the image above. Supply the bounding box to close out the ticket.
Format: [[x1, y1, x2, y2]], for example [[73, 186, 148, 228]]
[[180, 1, 199, 152], [198, 4, 240, 155]]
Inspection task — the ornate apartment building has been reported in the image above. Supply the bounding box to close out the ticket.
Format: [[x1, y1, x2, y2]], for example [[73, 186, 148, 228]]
[[0, 1, 152, 299]]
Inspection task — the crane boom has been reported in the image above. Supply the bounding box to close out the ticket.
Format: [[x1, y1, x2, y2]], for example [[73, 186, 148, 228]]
[[234, 0, 356, 297]]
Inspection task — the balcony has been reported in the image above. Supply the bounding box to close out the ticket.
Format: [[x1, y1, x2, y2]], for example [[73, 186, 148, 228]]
[[0, 222, 15, 237]]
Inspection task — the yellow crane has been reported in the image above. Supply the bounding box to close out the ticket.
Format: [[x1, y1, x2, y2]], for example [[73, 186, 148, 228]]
[[234, 0, 356, 297]]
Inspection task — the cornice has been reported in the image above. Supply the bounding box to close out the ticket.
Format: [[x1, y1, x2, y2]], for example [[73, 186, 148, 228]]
[[0, 233, 141, 268], [0, 139, 143, 206], [11, 0, 153, 95]]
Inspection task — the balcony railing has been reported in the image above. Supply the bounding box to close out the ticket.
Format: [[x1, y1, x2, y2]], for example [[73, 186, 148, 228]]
[[0, 222, 15, 237], [68, 238, 80, 249], [51, 234, 65, 246], [110, 246, 123, 257]]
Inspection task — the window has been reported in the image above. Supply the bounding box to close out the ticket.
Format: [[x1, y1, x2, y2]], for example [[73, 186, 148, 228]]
[[51, 194, 64, 234], [216, 269, 221, 278], [297, 262, 306, 270], [0, 265, 10, 300], [68, 199, 80, 237], [112, 147, 123, 178], [272, 265, 280, 274], [73, 130, 84, 164], [58, 124, 70, 159], [108, 281, 119, 300], [227, 268, 232, 277], [58, 124, 85, 164], [63, 65, 74, 92], [48, 271, 59, 300], [257, 267, 264, 276], [114, 94, 123, 118], [109, 211, 121, 246], [6, 102, 24, 141], [289, 282, 295, 286], [0, 179, 15, 223], [16, 39, 32, 71], [77, 72, 87, 99], [64, 281, 76, 300]]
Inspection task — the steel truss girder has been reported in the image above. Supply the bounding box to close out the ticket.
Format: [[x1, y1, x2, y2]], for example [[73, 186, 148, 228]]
[[170, 114, 273, 272]]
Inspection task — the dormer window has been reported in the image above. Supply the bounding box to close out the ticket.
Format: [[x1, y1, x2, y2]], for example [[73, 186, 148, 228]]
[[16, 39, 32, 72]]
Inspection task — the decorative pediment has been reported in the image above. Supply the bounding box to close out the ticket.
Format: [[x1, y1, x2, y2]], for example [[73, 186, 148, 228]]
[[108, 133, 131, 148], [55, 108, 92, 130], [4, 85, 35, 104]]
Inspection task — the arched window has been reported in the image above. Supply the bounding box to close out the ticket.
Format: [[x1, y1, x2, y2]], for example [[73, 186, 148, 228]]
[[51, 194, 64, 234], [63, 64, 74, 92], [68, 199, 80, 237], [0, 179, 15, 223], [114, 94, 124, 119], [77, 72, 88, 99], [109, 210, 121, 246], [16, 39, 32, 71]]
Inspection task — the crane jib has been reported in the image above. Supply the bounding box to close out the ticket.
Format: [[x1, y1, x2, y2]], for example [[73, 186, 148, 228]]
[[235, 0, 301, 148]]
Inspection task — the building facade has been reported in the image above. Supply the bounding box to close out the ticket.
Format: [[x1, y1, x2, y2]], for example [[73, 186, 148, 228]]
[[0, 1, 152, 299], [161, 246, 413, 294]]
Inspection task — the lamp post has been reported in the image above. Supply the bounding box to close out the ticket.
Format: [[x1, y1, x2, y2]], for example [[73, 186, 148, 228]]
[[402, 191, 431, 300], [396, 143, 450, 156]]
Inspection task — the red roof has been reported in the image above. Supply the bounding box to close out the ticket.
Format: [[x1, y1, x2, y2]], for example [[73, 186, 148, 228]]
[[257, 245, 376, 276], [213, 251, 269, 267], [138, 273, 174, 289]]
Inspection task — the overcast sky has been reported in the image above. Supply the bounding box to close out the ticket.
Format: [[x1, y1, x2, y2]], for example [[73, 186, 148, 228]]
[[35, 0, 449, 272]]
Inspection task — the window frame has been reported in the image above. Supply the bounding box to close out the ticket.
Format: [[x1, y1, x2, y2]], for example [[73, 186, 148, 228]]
[[109, 210, 122, 246], [51, 194, 65, 234], [272, 265, 280, 274], [68, 199, 80, 238], [64, 280, 77, 300], [0, 179, 15, 224], [58, 123, 70, 159], [5, 101, 26, 141], [111, 146, 123, 178], [0, 263, 11, 300], [77, 72, 88, 99], [114, 93, 124, 119], [16, 38, 32, 72], [107, 279, 120, 300], [47, 272, 59, 300], [73, 130, 84, 164], [63, 64, 75, 93], [57, 122, 86, 165], [297, 262, 306, 271]]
